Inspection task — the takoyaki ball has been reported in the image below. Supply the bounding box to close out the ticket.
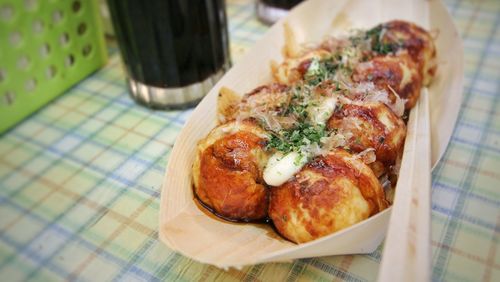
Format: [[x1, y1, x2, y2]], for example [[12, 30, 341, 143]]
[[239, 83, 290, 114], [352, 53, 422, 109], [272, 49, 331, 85], [237, 83, 297, 130], [193, 120, 271, 221], [339, 80, 405, 117], [372, 20, 437, 85], [269, 149, 388, 243], [327, 101, 406, 166]]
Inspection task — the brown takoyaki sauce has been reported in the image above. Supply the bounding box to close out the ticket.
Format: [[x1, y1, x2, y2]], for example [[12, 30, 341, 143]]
[[193, 186, 291, 242]]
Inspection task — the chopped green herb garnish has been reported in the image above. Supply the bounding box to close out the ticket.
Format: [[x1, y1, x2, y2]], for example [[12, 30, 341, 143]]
[[350, 25, 401, 55], [304, 57, 342, 86], [372, 41, 397, 55], [266, 123, 328, 154]]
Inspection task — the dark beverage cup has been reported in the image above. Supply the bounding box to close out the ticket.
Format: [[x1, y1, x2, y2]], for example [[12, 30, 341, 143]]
[[107, 0, 231, 109], [257, 0, 303, 24]]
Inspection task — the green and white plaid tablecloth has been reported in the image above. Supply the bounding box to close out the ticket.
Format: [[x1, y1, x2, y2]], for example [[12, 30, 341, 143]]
[[1, 0, 499, 281]]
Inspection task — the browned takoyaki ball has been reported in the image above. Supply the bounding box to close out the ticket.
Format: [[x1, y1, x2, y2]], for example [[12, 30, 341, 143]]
[[240, 83, 290, 114], [272, 49, 331, 85], [237, 83, 301, 130], [352, 53, 422, 109], [327, 100, 406, 166], [192, 120, 270, 221], [374, 20, 437, 85], [269, 149, 388, 243], [218, 84, 291, 124]]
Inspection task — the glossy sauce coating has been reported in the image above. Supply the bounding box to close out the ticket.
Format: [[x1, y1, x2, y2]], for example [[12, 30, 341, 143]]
[[378, 20, 437, 86], [327, 101, 406, 166], [353, 53, 422, 109], [269, 149, 388, 243], [193, 121, 270, 221]]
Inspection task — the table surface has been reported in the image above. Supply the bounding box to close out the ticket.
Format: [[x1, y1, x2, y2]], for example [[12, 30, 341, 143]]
[[1, 0, 499, 281]]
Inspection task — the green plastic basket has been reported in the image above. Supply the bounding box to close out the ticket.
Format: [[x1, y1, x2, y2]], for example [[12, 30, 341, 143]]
[[0, 0, 107, 134]]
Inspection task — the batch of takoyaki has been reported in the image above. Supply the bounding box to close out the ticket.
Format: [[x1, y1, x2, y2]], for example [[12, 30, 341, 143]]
[[192, 20, 437, 244]]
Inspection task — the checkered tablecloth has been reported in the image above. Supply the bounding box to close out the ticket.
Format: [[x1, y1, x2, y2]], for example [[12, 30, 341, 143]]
[[0, 0, 499, 281]]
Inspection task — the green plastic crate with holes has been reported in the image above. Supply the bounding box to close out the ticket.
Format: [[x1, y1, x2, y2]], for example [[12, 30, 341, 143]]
[[0, 0, 107, 134]]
